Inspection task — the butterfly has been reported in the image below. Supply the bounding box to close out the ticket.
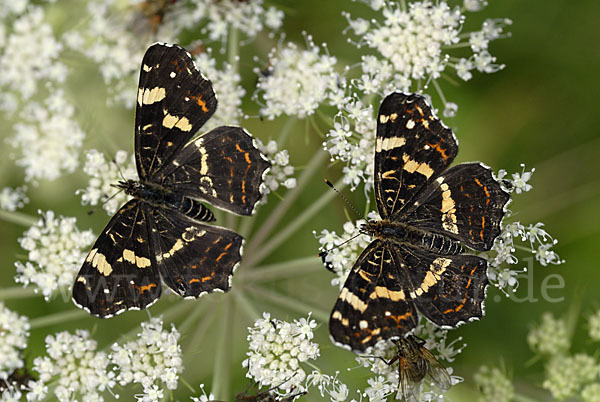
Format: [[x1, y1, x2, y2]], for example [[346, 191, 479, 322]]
[[329, 92, 510, 351], [72, 43, 270, 318], [383, 335, 451, 402]]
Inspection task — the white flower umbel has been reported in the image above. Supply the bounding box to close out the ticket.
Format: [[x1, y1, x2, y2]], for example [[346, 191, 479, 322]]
[[315, 217, 372, 289], [0, 6, 66, 106], [67, 0, 283, 106], [323, 97, 376, 191], [243, 313, 319, 396], [0, 186, 28, 212], [255, 36, 343, 120], [13, 210, 95, 300], [30, 329, 115, 401], [254, 139, 296, 201], [10, 90, 85, 183], [305, 371, 350, 401], [487, 166, 564, 295], [344, 1, 510, 113], [110, 317, 183, 400], [0, 302, 30, 380], [194, 52, 245, 131], [78, 149, 137, 215]]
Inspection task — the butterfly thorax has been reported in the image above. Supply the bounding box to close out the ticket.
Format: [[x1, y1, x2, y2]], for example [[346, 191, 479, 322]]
[[116, 179, 215, 222], [362, 220, 463, 256]]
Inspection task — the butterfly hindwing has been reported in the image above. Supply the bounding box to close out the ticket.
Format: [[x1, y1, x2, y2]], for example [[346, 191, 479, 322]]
[[329, 241, 419, 352], [405, 162, 510, 251], [398, 245, 488, 328], [149, 208, 243, 297], [159, 126, 271, 215], [72, 200, 162, 318], [375, 92, 458, 219], [135, 43, 217, 180]]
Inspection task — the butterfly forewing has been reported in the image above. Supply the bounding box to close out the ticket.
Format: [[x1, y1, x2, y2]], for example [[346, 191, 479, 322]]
[[375, 93, 458, 219], [135, 43, 217, 180], [160, 126, 270, 215], [73, 201, 162, 318]]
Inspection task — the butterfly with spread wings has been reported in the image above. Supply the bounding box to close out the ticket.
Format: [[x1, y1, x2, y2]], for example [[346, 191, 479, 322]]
[[72, 43, 270, 318], [329, 92, 510, 351]]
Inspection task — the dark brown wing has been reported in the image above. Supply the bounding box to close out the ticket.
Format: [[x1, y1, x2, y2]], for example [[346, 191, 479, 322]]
[[329, 241, 419, 352], [374, 92, 458, 219], [72, 200, 162, 318]]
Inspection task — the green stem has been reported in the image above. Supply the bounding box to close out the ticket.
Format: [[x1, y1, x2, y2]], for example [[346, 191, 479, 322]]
[[176, 301, 208, 340], [278, 116, 298, 149], [244, 150, 329, 266], [0, 210, 38, 226], [239, 256, 323, 283], [184, 304, 217, 363], [246, 284, 329, 323], [228, 27, 239, 69], [232, 290, 261, 322], [211, 298, 233, 399], [29, 309, 86, 329], [0, 287, 37, 300], [245, 177, 346, 268]]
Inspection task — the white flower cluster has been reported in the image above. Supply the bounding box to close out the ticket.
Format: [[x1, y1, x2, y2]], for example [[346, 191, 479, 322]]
[[0, 6, 66, 110], [304, 371, 350, 402], [345, 1, 510, 108], [29, 329, 115, 401], [255, 37, 343, 120], [189, 0, 284, 45], [255, 139, 296, 201], [0, 186, 28, 212], [19, 317, 181, 402], [78, 149, 138, 215], [323, 97, 377, 191], [487, 166, 564, 295], [193, 52, 245, 131], [9, 89, 85, 183], [357, 322, 462, 401], [0, 302, 30, 380], [243, 313, 319, 396], [65, 0, 283, 106], [110, 317, 183, 400], [315, 216, 373, 289], [14, 210, 95, 300]]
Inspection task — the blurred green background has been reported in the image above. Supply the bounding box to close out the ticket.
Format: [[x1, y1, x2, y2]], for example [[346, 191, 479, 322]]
[[1, 0, 599, 400]]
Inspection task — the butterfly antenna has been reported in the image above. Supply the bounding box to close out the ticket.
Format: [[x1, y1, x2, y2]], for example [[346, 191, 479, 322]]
[[324, 179, 364, 220], [87, 188, 124, 215], [111, 158, 127, 182]]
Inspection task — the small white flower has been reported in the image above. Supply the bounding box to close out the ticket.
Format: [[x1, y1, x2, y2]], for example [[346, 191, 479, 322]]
[[0, 303, 30, 379], [78, 149, 137, 215], [254, 139, 296, 201], [255, 37, 341, 119], [0, 186, 28, 211], [14, 210, 95, 300], [243, 314, 319, 396], [109, 317, 183, 396]]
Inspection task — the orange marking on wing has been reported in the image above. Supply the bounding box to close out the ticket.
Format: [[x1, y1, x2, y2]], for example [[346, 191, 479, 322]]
[[189, 278, 200, 284], [201, 272, 215, 282], [139, 283, 158, 293], [216, 252, 227, 262], [241, 180, 246, 193], [242, 195, 246, 204], [483, 185, 491, 198], [389, 311, 412, 325], [426, 140, 449, 160], [474, 178, 483, 187], [223, 242, 232, 250], [188, 93, 209, 113]]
